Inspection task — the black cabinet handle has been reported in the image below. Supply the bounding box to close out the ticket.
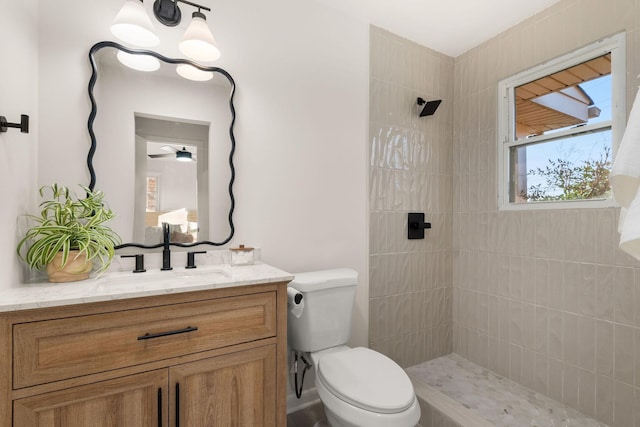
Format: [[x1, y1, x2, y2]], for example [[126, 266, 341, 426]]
[[175, 383, 180, 427], [137, 326, 198, 340], [157, 388, 162, 427]]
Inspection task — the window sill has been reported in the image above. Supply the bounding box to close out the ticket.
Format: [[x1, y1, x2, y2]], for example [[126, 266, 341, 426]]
[[498, 197, 618, 211]]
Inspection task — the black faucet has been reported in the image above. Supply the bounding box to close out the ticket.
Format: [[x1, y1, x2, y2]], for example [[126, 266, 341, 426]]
[[121, 254, 146, 273], [186, 251, 206, 269], [161, 222, 172, 271]]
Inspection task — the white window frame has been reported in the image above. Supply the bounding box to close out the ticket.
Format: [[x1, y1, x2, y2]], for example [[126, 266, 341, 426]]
[[497, 32, 626, 211]]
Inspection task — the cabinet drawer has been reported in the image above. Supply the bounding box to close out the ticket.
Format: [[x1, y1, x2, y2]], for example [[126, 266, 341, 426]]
[[14, 292, 276, 389]]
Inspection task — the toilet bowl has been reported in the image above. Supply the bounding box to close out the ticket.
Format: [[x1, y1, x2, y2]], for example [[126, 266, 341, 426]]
[[312, 346, 420, 427], [287, 269, 420, 427]]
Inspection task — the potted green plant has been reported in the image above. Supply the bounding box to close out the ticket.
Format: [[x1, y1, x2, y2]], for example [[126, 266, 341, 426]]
[[17, 184, 122, 283]]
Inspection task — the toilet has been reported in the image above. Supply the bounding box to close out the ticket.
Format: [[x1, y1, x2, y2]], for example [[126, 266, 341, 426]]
[[287, 269, 421, 427]]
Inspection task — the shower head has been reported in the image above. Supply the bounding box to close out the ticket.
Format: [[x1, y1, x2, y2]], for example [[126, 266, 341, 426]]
[[416, 97, 442, 117]]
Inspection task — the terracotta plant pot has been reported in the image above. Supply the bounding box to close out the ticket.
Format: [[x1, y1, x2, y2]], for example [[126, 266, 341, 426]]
[[46, 251, 93, 283]]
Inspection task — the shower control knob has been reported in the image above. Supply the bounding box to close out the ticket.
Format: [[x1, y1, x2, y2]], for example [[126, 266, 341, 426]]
[[407, 212, 431, 239]]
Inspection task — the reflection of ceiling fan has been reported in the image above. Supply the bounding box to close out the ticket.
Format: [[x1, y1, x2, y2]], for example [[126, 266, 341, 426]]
[[148, 145, 196, 162]]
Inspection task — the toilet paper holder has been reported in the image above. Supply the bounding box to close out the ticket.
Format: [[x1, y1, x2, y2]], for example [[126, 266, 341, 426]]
[[287, 287, 305, 318], [408, 212, 431, 239]]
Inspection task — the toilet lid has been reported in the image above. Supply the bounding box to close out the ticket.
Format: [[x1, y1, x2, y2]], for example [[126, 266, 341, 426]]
[[317, 347, 415, 414]]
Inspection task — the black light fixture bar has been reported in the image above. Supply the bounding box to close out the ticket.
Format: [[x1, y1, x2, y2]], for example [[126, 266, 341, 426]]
[[176, 0, 210, 12], [153, 0, 210, 27]]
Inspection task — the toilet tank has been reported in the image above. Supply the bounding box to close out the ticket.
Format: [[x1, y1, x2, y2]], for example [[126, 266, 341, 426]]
[[287, 269, 358, 353]]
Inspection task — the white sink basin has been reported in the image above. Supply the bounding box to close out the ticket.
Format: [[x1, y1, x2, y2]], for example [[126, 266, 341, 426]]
[[95, 265, 231, 289]]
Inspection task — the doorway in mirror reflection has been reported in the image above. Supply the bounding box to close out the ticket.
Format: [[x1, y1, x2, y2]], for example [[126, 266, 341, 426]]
[[134, 114, 209, 245]]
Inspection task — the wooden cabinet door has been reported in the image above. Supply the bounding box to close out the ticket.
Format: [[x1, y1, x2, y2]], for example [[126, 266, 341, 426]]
[[13, 370, 168, 427], [170, 345, 276, 427]]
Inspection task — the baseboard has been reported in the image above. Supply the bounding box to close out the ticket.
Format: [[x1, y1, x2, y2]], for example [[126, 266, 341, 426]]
[[286, 387, 321, 414]]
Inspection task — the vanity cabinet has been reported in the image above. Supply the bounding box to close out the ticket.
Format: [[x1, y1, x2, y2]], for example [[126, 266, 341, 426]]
[[170, 345, 276, 426], [14, 370, 167, 426], [0, 281, 288, 426]]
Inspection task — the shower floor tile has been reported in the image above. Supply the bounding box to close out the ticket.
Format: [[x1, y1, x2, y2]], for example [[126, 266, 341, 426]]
[[407, 354, 607, 427]]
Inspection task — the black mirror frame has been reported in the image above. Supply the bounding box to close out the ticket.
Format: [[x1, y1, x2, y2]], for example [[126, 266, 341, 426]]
[[87, 41, 236, 249]]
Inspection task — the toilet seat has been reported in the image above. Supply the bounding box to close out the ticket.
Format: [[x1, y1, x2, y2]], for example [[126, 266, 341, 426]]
[[316, 347, 414, 414]]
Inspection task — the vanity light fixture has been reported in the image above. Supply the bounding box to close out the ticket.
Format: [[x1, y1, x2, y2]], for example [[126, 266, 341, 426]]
[[111, 0, 221, 62], [178, 9, 220, 61], [153, 0, 220, 62], [111, 0, 160, 47]]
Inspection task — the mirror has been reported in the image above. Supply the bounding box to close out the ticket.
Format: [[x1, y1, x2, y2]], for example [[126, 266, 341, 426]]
[[87, 41, 236, 249]]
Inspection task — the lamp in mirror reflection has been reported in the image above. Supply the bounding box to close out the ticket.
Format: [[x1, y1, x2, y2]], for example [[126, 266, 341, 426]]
[[176, 147, 194, 161], [116, 50, 161, 72], [176, 64, 213, 81], [111, 0, 220, 63]]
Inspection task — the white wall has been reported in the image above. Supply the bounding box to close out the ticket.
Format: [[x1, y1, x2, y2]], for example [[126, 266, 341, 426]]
[[0, 0, 38, 287], [34, 0, 370, 349], [1, 0, 368, 407], [147, 160, 198, 213]]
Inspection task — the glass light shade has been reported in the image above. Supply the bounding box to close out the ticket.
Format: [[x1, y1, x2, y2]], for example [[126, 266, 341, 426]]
[[176, 64, 213, 81], [178, 15, 221, 62], [116, 51, 161, 72], [176, 150, 193, 161], [111, 0, 160, 47]]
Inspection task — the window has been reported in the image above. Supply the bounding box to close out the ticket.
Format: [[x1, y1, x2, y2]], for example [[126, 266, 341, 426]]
[[498, 33, 626, 210], [146, 176, 159, 212]]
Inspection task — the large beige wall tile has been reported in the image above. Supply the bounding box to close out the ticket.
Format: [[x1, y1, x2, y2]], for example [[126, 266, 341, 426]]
[[451, 1, 640, 425], [370, 0, 640, 425], [369, 26, 454, 367]]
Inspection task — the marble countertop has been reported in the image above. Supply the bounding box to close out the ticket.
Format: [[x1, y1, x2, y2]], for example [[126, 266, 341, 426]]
[[0, 262, 294, 313]]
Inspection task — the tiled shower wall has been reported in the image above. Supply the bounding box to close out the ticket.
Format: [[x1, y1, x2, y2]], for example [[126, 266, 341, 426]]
[[369, 27, 454, 368], [453, 1, 640, 426]]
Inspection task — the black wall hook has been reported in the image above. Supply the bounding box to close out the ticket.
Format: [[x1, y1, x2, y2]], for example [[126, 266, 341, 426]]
[[0, 115, 29, 133], [408, 212, 432, 239]]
